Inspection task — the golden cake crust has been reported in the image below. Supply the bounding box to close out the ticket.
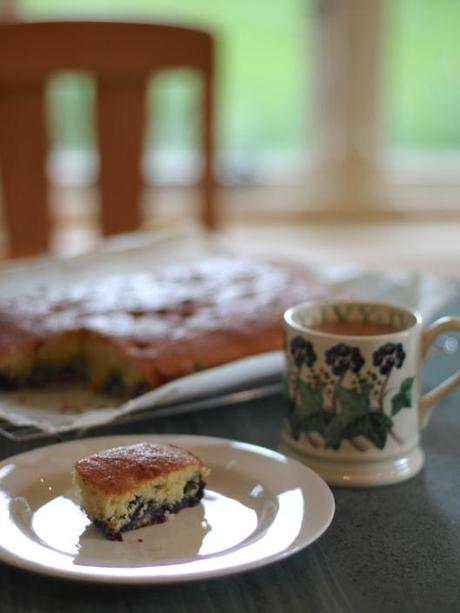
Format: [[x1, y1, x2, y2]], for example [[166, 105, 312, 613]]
[[0, 256, 337, 396], [74, 442, 206, 495]]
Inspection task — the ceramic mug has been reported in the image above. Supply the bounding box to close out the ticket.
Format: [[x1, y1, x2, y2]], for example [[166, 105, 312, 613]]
[[279, 299, 460, 487]]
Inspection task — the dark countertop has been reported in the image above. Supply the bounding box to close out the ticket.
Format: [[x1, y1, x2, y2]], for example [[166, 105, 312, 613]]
[[0, 307, 459, 613]]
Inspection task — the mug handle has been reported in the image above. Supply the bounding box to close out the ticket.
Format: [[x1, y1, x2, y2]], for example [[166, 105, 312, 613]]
[[420, 316, 460, 425]]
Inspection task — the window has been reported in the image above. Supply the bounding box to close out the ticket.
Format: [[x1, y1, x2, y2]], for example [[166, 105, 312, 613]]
[[9, 0, 460, 215], [384, 0, 460, 151], [382, 0, 460, 210], [18, 0, 312, 186]]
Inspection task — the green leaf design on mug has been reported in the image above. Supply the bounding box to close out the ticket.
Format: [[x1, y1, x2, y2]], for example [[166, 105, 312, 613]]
[[391, 377, 414, 415], [322, 386, 395, 450], [335, 385, 371, 418], [324, 385, 370, 449], [289, 379, 322, 438], [298, 379, 324, 415], [301, 411, 336, 437], [344, 412, 393, 450]]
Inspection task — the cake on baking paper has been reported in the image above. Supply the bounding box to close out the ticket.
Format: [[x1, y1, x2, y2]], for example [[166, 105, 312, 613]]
[[73, 442, 210, 540], [0, 256, 334, 398]]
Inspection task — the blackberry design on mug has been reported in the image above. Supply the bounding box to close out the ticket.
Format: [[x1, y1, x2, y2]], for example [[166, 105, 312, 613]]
[[286, 336, 414, 451]]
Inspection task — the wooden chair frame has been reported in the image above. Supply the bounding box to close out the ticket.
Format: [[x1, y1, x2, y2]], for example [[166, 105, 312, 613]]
[[0, 21, 216, 257]]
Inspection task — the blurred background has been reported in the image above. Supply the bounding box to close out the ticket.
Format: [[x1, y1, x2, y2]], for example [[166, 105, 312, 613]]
[[1, 0, 460, 271]]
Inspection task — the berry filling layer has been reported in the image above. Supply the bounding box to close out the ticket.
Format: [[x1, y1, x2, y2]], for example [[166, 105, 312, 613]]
[[94, 478, 206, 541]]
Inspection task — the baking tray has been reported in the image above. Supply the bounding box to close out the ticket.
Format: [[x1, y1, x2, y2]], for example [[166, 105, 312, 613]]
[[0, 379, 283, 443], [0, 226, 455, 443]]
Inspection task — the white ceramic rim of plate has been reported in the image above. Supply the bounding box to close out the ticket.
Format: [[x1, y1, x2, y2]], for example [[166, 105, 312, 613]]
[[0, 434, 335, 584]]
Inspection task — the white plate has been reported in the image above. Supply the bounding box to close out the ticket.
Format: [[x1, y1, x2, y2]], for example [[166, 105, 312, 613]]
[[0, 434, 335, 584]]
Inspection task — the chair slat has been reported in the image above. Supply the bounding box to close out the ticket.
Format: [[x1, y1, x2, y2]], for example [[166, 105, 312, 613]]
[[97, 77, 146, 236], [201, 70, 216, 229]]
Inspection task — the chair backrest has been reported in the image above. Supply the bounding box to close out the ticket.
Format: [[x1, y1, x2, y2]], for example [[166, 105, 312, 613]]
[[0, 21, 216, 258]]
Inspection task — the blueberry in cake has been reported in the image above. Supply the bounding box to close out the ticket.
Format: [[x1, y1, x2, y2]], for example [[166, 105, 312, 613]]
[[73, 442, 210, 540], [0, 256, 335, 399]]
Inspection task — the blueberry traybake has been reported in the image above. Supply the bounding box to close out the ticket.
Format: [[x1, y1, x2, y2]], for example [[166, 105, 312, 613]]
[[0, 256, 334, 398], [73, 442, 210, 540]]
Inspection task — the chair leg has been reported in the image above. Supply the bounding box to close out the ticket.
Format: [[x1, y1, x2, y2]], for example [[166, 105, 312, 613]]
[[0, 84, 50, 257]]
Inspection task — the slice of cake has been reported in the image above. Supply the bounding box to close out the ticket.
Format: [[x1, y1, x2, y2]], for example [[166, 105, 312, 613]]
[[73, 442, 210, 540]]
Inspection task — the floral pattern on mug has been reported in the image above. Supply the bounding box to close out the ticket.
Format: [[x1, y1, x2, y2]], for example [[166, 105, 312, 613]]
[[287, 336, 414, 451]]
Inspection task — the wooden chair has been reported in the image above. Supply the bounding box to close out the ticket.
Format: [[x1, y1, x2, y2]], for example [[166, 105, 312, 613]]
[[0, 21, 216, 258]]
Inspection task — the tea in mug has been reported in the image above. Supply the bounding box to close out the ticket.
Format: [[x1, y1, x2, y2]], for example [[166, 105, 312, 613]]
[[310, 320, 399, 336]]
